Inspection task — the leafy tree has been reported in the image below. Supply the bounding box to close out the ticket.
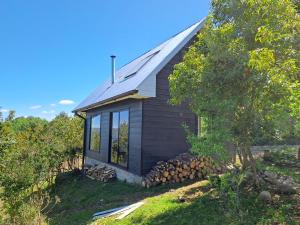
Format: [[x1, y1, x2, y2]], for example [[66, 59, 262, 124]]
[[169, 0, 300, 181], [293, 0, 300, 12], [46, 113, 83, 170], [5, 110, 16, 122], [0, 106, 3, 123], [9, 116, 48, 133], [0, 112, 83, 223]]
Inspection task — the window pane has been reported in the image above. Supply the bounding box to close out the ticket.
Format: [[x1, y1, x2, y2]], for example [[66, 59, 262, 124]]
[[90, 115, 101, 151], [110, 112, 119, 164], [118, 110, 129, 167]]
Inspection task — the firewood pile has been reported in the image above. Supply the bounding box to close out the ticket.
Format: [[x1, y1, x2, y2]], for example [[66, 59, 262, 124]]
[[85, 165, 116, 182], [142, 153, 224, 188]]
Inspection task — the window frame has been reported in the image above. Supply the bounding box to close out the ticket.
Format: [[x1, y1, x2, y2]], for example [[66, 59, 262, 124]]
[[89, 114, 102, 152], [109, 109, 130, 169]]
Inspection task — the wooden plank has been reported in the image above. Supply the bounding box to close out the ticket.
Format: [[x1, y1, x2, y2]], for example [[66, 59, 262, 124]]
[[93, 206, 127, 217], [116, 202, 144, 220], [92, 202, 144, 220]]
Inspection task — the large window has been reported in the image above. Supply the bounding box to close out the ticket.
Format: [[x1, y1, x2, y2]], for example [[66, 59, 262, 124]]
[[110, 110, 129, 167], [89, 114, 101, 151]]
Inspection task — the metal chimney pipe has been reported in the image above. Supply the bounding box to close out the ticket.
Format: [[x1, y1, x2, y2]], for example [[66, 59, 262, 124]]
[[111, 55, 116, 84]]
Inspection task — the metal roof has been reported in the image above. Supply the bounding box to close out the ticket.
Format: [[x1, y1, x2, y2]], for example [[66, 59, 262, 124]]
[[74, 18, 205, 112]]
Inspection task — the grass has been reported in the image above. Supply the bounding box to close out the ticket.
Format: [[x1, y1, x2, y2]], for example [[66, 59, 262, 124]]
[[45, 173, 190, 225], [45, 161, 300, 225], [1, 148, 298, 224], [257, 150, 300, 184], [96, 180, 299, 225]]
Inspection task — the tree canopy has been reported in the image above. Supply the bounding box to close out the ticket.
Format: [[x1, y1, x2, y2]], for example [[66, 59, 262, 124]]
[[169, 0, 300, 170], [0, 112, 83, 224]]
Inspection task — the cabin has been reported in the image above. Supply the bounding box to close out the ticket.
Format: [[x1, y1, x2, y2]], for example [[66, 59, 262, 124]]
[[73, 19, 205, 183]]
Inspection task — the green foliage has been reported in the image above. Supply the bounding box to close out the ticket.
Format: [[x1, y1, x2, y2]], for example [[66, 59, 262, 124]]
[[210, 171, 246, 222], [0, 112, 83, 224], [5, 110, 16, 122], [9, 116, 48, 134], [0, 107, 3, 123], [169, 0, 300, 168]]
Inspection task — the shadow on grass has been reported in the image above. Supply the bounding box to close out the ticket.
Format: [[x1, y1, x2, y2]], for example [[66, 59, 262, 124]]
[[43, 172, 197, 225], [107, 179, 299, 225], [44, 171, 299, 225], [126, 191, 298, 225]]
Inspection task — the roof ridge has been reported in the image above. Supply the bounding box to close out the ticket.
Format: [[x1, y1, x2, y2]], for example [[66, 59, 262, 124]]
[[73, 18, 206, 112], [114, 19, 204, 72]]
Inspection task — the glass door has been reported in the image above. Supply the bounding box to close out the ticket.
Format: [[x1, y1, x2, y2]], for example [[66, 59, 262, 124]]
[[110, 110, 129, 168]]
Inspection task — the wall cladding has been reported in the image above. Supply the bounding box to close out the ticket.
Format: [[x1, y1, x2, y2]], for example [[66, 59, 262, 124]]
[[85, 99, 143, 175], [141, 37, 198, 175]]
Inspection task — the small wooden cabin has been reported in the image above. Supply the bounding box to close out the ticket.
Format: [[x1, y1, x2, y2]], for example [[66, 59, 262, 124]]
[[73, 19, 205, 183]]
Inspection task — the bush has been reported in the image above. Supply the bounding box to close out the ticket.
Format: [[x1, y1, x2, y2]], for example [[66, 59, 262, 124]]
[[0, 113, 83, 224], [209, 169, 246, 222]]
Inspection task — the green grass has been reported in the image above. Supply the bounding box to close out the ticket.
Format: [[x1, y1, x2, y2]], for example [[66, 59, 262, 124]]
[[45, 153, 300, 225], [45, 170, 299, 225], [45, 173, 190, 225], [97, 181, 298, 225]]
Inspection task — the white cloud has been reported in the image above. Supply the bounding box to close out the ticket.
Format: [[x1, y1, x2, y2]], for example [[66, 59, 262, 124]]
[[50, 103, 56, 107], [0, 109, 9, 113], [59, 99, 75, 105], [42, 110, 56, 114], [30, 105, 42, 110]]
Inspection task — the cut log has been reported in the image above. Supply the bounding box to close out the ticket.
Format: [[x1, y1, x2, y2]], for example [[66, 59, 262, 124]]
[[86, 165, 116, 182], [142, 153, 223, 187]]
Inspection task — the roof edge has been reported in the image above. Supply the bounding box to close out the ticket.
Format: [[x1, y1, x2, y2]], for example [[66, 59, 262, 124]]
[[136, 18, 206, 97], [72, 90, 139, 113]]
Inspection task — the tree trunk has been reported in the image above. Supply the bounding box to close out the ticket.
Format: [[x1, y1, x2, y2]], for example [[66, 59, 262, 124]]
[[245, 146, 259, 186]]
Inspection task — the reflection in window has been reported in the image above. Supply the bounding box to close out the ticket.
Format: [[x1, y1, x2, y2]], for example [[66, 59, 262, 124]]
[[110, 110, 129, 167], [111, 112, 119, 164], [89, 115, 101, 151]]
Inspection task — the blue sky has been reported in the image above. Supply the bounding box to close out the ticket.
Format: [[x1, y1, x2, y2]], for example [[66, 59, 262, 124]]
[[0, 0, 210, 120]]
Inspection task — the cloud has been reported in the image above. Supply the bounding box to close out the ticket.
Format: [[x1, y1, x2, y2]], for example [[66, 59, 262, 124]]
[[42, 110, 56, 114], [59, 99, 75, 105], [30, 105, 42, 110], [50, 103, 56, 107], [0, 109, 9, 113]]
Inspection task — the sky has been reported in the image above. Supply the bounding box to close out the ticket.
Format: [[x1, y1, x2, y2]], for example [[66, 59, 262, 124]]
[[0, 0, 210, 120]]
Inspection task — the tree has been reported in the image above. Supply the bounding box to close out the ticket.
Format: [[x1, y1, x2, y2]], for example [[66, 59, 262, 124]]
[[6, 110, 15, 121], [0, 106, 3, 123], [169, 0, 300, 181], [0, 112, 83, 223], [293, 0, 300, 12]]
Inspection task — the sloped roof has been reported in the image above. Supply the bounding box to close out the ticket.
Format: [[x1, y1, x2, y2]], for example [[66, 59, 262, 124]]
[[74, 18, 205, 112]]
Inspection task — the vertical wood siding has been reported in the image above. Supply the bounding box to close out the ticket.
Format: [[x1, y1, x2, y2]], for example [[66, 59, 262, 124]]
[[141, 38, 198, 175]]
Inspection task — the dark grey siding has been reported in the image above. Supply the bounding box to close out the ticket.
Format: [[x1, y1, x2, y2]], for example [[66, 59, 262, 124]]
[[141, 39, 198, 175], [85, 99, 143, 175]]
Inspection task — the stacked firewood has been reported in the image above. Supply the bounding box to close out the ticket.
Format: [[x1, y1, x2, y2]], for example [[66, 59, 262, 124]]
[[142, 153, 223, 188], [86, 165, 116, 182]]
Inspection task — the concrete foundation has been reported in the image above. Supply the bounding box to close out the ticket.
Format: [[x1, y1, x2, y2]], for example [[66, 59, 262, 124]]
[[85, 156, 143, 184]]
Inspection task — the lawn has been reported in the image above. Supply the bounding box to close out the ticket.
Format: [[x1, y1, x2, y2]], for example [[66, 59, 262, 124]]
[[46, 156, 300, 225], [45, 173, 188, 225]]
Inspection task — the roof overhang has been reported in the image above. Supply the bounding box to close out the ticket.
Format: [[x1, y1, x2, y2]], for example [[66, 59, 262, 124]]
[[73, 90, 143, 113]]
